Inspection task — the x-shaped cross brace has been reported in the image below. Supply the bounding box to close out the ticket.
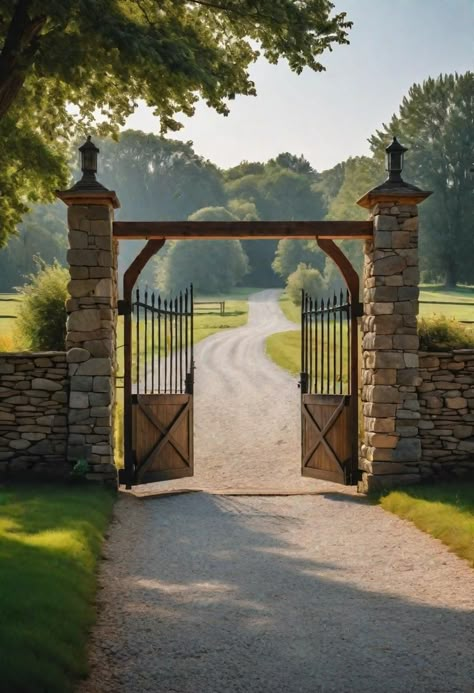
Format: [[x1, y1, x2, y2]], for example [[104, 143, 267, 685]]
[[302, 396, 347, 473], [136, 396, 191, 482]]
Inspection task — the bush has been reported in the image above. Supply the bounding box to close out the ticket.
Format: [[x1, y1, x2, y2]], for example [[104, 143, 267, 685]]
[[286, 263, 327, 305], [16, 260, 69, 350], [418, 315, 474, 351]]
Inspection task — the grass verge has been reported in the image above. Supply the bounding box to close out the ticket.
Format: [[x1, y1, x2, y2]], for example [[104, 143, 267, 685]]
[[0, 484, 115, 692], [266, 330, 301, 376], [378, 481, 474, 567]]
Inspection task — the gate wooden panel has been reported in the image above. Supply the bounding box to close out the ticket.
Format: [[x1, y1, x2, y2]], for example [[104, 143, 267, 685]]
[[133, 394, 193, 483], [300, 291, 359, 485]]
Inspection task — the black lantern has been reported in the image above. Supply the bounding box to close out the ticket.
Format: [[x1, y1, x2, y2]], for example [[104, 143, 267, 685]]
[[78, 136, 99, 183], [385, 136, 408, 183]]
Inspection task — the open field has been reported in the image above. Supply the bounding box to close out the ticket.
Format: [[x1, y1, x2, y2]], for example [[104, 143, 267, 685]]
[[378, 481, 474, 567], [0, 485, 114, 692]]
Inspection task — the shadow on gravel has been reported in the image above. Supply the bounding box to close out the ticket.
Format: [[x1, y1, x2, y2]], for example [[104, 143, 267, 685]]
[[90, 493, 474, 693], [318, 492, 369, 505]]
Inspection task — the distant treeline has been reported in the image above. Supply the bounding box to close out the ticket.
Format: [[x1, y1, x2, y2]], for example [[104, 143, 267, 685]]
[[1, 72, 472, 293]]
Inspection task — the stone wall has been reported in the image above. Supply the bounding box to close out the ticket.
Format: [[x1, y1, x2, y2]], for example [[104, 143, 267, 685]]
[[418, 349, 474, 477], [0, 352, 70, 478]]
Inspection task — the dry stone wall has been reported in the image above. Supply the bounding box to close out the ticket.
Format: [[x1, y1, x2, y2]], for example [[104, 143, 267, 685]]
[[0, 352, 69, 477], [418, 349, 474, 477]]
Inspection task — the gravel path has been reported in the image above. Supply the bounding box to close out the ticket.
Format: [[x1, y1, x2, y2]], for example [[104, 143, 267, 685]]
[[82, 291, 474, 692]]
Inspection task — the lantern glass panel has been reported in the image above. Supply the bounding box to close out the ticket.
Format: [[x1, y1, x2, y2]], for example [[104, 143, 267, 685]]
[[82, 150, 97, 173]]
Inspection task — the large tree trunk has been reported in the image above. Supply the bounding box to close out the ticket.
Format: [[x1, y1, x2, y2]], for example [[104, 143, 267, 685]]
[[0, 1, 45, 121], [444, 260, 458, 289]]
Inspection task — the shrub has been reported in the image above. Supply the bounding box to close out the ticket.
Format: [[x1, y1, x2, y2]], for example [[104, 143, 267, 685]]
[[286, 263, 327, 305], [418, 315, 474, 351], [16, 260, 69, 351]]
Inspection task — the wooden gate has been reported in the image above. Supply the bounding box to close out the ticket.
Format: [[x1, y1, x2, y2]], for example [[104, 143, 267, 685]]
[[300, 290, 359, 485], [120, 282, 194, 487]]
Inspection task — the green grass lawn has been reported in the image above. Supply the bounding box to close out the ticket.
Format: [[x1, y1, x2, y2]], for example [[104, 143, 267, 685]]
[[378, 481, 474, 567], [0, 484, 115, 692]]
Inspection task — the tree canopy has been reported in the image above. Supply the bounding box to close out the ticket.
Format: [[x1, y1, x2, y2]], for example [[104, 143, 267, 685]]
[[0, 0, 352, 243], [369, 72, 474, 287]]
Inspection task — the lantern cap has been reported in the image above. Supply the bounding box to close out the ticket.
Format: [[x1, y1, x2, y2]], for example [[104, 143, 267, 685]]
[[78, 135, 99, 154], [385, 136, 408, 156]]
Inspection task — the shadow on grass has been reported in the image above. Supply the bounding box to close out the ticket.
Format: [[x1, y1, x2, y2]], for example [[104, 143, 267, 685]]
[[0, 484, 114, 693]]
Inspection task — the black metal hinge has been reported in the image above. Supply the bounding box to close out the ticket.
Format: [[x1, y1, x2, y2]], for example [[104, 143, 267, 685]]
[[118, 299, 131, 316]]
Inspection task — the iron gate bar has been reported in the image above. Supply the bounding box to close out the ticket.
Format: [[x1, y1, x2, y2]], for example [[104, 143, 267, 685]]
[[302, 293, 352, 396], [133, 289, 193, 396]]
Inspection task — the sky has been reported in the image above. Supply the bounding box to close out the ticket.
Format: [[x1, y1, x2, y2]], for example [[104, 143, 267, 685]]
[[125, 0, 474, 173]]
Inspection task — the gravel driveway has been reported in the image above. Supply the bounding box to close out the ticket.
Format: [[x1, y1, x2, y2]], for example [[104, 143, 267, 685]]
[[81, 290, 474, 692]]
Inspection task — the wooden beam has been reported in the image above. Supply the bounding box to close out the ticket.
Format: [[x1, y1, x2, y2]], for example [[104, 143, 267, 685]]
[[113, 220, 373, 240]]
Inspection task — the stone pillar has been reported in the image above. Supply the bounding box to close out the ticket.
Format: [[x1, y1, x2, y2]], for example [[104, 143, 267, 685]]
[[57, 142, 120, 485], [357, 156, 431, 492]]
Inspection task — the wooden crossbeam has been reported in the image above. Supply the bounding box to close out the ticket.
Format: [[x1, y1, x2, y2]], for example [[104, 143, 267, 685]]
[[113, 220, 373, 240]]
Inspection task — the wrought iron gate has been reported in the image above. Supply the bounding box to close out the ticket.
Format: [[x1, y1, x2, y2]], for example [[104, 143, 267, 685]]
[[300, 290, 359, 484], [120, 285, 194, 487]]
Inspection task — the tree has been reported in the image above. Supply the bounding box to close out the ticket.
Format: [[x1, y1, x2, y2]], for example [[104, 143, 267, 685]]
[[155, 205, 249, 294], [286, 263, 326, 305], [0, 0, 352, 242], [272, 239, 324, 281], [369, 72, 474, 287], [0, 202, 67, 291]]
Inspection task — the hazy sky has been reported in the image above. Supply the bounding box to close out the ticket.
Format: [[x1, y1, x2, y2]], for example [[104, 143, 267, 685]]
[[125, 0, 473, 172]]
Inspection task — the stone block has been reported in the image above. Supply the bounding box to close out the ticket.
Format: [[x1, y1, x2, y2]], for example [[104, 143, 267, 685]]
[[82, 339, 113, 357], [68, 279, 99, 298], [391, 231, 411, 248], [374, 215, 399, 232], [31, 378, 62, 392], [69, 266, 89, 280], [446, 397, 467, 409], [398, 286, 419, 301], [367, 433, 399, 448], [404, 353, 418, 368], [365, 385, 401, 404], [392, 438, 422, 462], [67, 348, 90, 363], [372, 369, 397, 385], [10, 439, 31, 450], [89, 392, 111, 406], [68, 229, 88, 249], [76, 358, 112, 376], [401, 217, 418, 231], [373, 255, 406, 276], [67, 310, 101, 332], [365, 351, 405, 369], [363, 402, 397, 417], [93, 377, 111, 393], [453, 425, 472, 439], [393, 335, 419, 350], [70, 391, 89, 409], [71, 375, 93, 392], [67, 249, 99, 266]]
